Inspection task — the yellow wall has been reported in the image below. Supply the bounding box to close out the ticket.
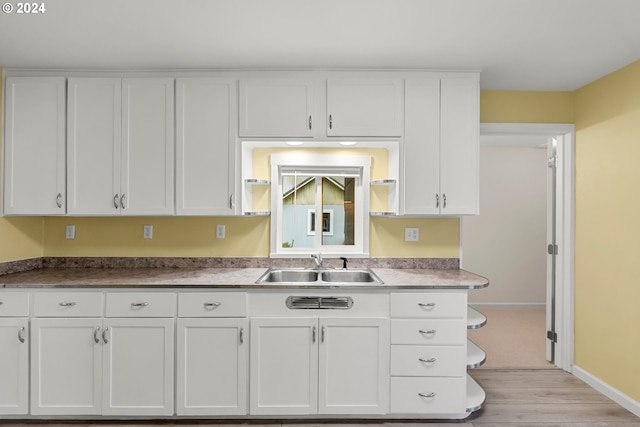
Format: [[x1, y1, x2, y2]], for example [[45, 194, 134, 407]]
[[481, 90, 574, 123], [0, 67, 46, 262], [573, 60, 640, 401]]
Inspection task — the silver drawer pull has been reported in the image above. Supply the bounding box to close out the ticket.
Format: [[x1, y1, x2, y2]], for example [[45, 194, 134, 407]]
[[94, 326, 101, 344], [419, 357, 437, 363], [59, 301, 76, 307], [102, 327, 109, 344], [418, 302, 436, 308], [204, 302, 221, 309], [418, 392, 436, 398], [131, 302, 149, 307], [419, 329, 437, 335], [239, 327, 244, 344], [18, 326, 26, 343]]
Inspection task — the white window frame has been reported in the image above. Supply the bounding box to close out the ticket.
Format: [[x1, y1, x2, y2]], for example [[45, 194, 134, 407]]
[[271, 153, 370, 258]]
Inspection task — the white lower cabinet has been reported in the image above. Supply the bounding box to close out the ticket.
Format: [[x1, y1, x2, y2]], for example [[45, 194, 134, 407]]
[[102, 318, 174, 416], [30, 317, 103, 415], [250, 316, 389, 415], [177, 318, 248, 415], [0, 318, 29, 415]]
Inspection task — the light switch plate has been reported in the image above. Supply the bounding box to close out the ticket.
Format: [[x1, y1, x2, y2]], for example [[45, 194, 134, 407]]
[[405, 227, 419, 242], [143, 225, 153, 239], [216, 225, 226, 239], [65, 225, 75, 240]]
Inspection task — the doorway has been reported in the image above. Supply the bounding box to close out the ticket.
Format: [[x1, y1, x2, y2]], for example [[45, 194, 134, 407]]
[[463, 123, 575, 372]]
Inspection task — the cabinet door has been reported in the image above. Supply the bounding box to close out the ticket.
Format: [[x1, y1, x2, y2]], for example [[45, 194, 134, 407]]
[[176, 78, 237, 215], [402, 78, 441, 215], [102, 318, 174, 416], [440, 77, 479, 215], [121, 78, 175, 215], [67, 78, 122, 215], [327, 78, 402, 137], [3, 77, 66, 215], [30, 318, 102, 415], [0, 318, 28, 414], [318, 318, 389, 414], [250, 317, 318, 415], [239, 79, 314, 137], [177, 318, 248, 415]]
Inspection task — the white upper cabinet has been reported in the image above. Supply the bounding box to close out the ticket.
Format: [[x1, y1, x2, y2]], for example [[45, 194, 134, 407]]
[[439, 78, 480, 215], [3, 77, 66, 215], [402, 75, 479, 216], [326, 78, 403, 137], [176, 78, 237, 215], [121, 78, 175, 215], [67, 78, 174, 215], [239, 79, 315, 138]]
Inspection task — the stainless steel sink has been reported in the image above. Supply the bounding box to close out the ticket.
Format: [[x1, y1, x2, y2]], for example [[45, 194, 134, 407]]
[[256, 268, 319, 283], [255, 268, 383, 284], [321, 269, 383, 283]]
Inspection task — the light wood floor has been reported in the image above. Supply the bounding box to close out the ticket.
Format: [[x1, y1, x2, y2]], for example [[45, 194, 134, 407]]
[[1, 370, 638, 426]]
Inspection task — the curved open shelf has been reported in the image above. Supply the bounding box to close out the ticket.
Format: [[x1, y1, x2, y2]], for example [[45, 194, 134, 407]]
[[467, 306, 487, 329], [467, 339, 486, 369], [466, 374, 486, 413]]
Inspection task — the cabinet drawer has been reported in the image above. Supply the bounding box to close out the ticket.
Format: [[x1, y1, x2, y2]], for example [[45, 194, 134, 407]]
[[0, 292, 30, 316], [391, 345, 465, 377], [32, 292, 103, 317], [391, 319, 466, 345], [390, 292, 466, 318], [390, 377, 466, 414], [105, 292, 176, 317], [178, 292, 247, 317]]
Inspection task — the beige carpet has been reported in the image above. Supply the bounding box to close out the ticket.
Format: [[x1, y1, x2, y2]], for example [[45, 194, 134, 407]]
[[468, 307, 555, 369]]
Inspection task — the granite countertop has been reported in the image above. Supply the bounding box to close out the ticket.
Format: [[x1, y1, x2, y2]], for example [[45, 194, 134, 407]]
[[0, 267, 488, 290]]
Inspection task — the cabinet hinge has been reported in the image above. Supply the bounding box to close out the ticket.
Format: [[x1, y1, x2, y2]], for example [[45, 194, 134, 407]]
[[547, 330, 558, 343], [547, 244, 558, 255]]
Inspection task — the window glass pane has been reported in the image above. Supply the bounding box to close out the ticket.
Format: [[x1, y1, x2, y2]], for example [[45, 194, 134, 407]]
[[322, 176, 355, 246], [282, 175, 315, 248]]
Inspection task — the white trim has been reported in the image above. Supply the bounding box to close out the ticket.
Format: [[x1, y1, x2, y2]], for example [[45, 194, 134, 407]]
[[573, 365, 640, 418], [478, 123, 575, 372], [469, 303, 546, 310]]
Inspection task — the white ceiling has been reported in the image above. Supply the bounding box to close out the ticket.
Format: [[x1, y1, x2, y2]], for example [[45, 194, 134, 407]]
[[1, 0, 639, 90]]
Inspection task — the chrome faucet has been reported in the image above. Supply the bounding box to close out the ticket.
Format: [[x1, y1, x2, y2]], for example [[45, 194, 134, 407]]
[[310, 253, 323, 268]]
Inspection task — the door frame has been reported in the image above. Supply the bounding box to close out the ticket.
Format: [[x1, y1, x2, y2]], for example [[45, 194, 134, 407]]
[[477, 123, 575, 372]]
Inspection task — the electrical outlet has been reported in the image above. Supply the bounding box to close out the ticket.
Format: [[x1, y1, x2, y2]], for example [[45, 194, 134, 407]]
[[216, 224, 226, 239], [65, 225, 76, 240], [143, 225, 153, 239], [405, 227, 419, 242]]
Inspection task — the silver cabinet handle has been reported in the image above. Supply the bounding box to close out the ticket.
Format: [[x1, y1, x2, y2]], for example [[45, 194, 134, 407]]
[[102, 326, 109, 344], [56, 193, 63, 208], [312, 325, 317, 343], [308, 115, 312, 130], [18, 326, 26, 343], [321, 326, 325, 343], [114, 194, 120, 209], [0, 301, 3, 305], [435, 193, 439, 208], [443, 193, 446, 209], [239, 327, 244, 344], [329, 114, 333, 129], [94, 326, 101, 344], [120, 194, 126, 209], [229, 194, 235, 209], [131, 302, 149, 307], [204, 302, 221, 309], [418, 357, 437, 363], [419, 329, 436, 335], [59, 301, 76, 307], [418, 302, 436, 308], [418, 392, 436, 398]]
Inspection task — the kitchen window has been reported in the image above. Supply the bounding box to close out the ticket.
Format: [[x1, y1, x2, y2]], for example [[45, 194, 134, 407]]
[[270, 154, 370, 257]]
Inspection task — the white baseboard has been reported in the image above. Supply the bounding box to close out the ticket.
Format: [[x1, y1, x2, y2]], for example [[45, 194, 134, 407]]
[[572, 365, 640, 418], [468, 302, 546, 310]]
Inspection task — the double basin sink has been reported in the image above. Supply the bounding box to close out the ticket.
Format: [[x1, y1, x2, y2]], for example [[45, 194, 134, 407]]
[[256, 268, 383, 285]]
